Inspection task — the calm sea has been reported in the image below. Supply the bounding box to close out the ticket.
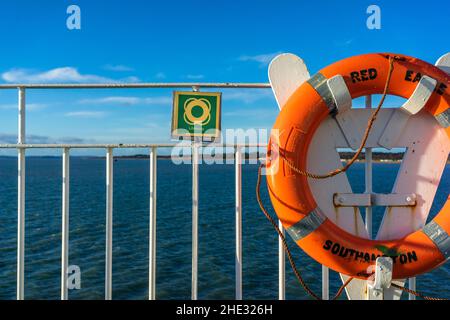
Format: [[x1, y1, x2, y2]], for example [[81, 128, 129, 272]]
[[0, 158, 449, 300]]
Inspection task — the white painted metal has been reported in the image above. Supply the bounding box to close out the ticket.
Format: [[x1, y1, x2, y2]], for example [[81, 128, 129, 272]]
[[379, 76, 437, 149], [327, 75, 352, 112], [365, 96, 374, 240], [333, 193, 416, 207], [235, 147, 242, 300], [149, 147, 157, 300], [331, 75, 363, 150], [268, 53, 310, 108], [17, 87, 26, 300], [404, 54, 450, 299], [364, 148, 374, 238], [367, 257, 393, 300], [308, 79, 369, 300], [316, 108, 448, 299], [436, 52, 450, 74], [376, 113, 449, 240], [0, 143, 267, 149], [105, 148, 113, 300], [377, 110, 410, 150], [402, 76, 437, 115], [0, 82, 271, 89], [61, 148, 70, 300], [322, 266, 329, 300], [408, 278, 416, 300], [377, 109, 448, 299], [191, 140, 200, 300], [278, 220, 285, 300], [17, 88, 25, 144]]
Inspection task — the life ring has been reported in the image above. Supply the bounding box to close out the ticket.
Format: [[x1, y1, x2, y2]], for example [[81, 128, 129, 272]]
[[266, 53, 450, 280]]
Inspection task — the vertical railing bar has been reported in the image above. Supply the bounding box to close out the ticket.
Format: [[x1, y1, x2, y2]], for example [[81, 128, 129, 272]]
[[191, 139, 199, 300], [364, 95, 373, 239], [408, 277, 416, 300], [364, 95, 375, 300], [235, 147, 242, 300], [17, 87, 25, 300], [61, 148, 70, 300], [278, 220, 285, 300], [105, 147, 113, 300], [321, 207, 329, 299], [149, 147, 157, 300], [322, 266, 329, 300]]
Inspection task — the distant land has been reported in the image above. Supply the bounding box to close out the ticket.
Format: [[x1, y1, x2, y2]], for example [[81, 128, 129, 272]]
[[91, 152, 450, 163], [1, 153, 449, 163]]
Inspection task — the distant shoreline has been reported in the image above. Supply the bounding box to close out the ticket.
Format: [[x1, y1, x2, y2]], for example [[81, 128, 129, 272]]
[[1, 153, 449, 164]]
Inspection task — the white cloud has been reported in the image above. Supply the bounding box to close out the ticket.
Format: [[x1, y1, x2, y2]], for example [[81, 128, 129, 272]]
[[79, 96, 140, 105], [65, 111, 107, 118], [142, 97, 172, 104], [1, 67, 139, 83], [333, 39, 354, 47], [155, 72, 166, 79], [0, 103, 47, 111], [103, 64, 134, 72], [186, 74, 204, 80], [78, 96, 172, 106], [238, 52, 282, 66], [0, 133, 89, 144], [223, 107, 278, 119], [223, 89, 274, 103]]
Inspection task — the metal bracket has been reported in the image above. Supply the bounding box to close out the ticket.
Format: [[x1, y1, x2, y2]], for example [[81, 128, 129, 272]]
[[378, 75, 437, 149], [333, 193, 416, 207], [367, 257, 393, 299], [328, 75, 364, 150]]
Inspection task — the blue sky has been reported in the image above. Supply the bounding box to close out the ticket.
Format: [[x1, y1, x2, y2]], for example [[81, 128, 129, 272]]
[[0, 0, 449, 155]]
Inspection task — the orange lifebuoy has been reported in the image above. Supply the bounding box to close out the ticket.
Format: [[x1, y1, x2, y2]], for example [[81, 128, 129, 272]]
[[266, 53, 450, 280]]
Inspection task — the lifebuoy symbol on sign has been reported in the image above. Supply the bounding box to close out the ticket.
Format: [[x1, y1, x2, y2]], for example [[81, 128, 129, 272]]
[[183, 98, 211, 126]]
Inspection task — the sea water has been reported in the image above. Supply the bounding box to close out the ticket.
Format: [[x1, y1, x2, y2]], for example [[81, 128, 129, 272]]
[[0, 158, 448, 300]]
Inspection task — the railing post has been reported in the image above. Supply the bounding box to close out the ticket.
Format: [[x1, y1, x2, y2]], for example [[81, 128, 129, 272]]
[[191, 139, 199, 300], [149, 147, 157, 300], [235, 147, 242, 300], [17, 87, 26, 300], [278, 220, 285, 300], [105, 148, 114, 300], [322, 266, 329, 300], [408, 277, 416, 300], [61, 148, 70, 300], [365, 95, 373, 238]]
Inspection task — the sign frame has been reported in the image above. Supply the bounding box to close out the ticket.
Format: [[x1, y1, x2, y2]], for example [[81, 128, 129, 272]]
[[171, 91, 222, 140]]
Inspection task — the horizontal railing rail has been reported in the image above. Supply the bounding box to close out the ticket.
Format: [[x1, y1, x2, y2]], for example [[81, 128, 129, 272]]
[[0, 82, 271, 89], [0, 143, 267, 149]]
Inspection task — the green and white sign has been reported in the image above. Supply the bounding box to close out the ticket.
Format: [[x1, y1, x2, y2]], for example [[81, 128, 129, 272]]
[[171, 91, 222, 139]]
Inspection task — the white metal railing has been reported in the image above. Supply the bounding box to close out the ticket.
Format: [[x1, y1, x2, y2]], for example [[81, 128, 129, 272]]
[[0, 82, 282, 301], [0, 83, 417, 300], [1, 140, 268, 300]]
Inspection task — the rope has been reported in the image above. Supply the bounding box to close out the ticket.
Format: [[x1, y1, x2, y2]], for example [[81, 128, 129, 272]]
[[257, 165, 447, 300], [390, 283, 448, 301], [258, 55, 448, 300], [279, 55, 396, 179], [256, 164, 353, 300]]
